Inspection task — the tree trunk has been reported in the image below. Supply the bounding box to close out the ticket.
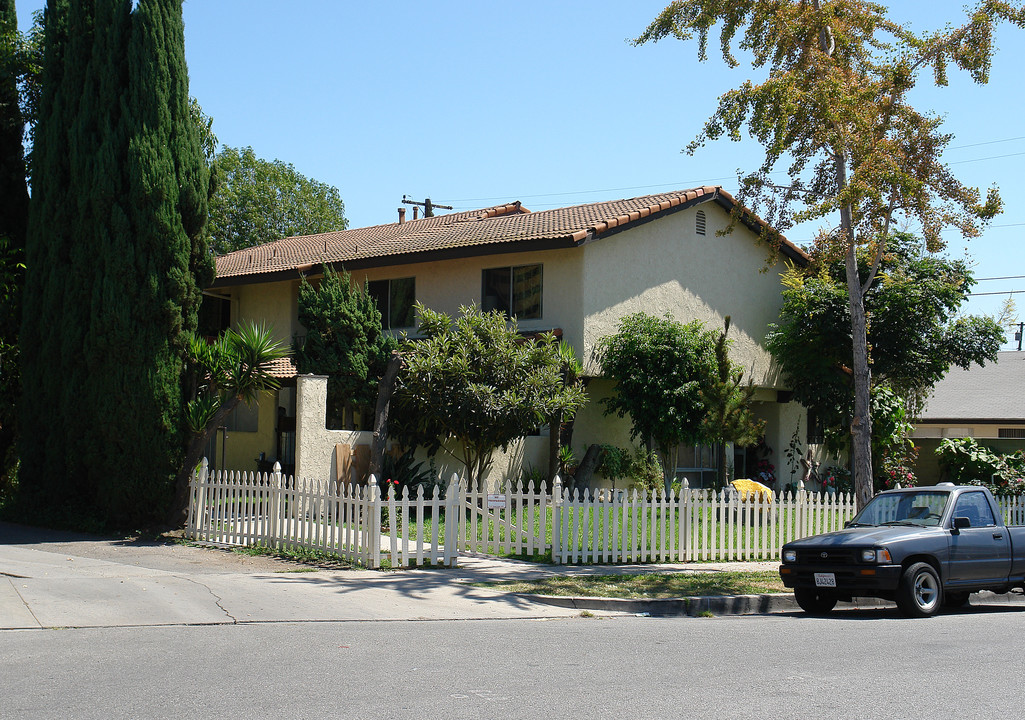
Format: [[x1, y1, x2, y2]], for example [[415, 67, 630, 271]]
[[167, 396, 241, 528], [368, 351, 403, 483], [836, 154, 873, 509], [846, 241, 874, 509], [716, 441, 728, 489], [548, 411, 561, 485], [573, 443, 602, 493]]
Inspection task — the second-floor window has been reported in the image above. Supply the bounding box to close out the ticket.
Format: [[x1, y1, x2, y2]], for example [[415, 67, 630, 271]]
[[368, 277, 415, 329], [482, 263, 542, 319]]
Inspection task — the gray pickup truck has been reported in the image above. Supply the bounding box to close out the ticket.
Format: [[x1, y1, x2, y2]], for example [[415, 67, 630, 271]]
[[779, 483, 1025, 617]]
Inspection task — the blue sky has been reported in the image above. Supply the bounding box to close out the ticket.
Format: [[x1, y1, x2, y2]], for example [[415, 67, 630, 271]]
[[16, 1, 1025, 345]]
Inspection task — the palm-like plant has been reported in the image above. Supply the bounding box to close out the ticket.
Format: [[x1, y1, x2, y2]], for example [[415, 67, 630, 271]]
[[169, 321, 289, 525]]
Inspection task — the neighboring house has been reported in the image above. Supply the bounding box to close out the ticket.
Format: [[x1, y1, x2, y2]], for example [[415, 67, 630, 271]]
[[202, 185, 815, 489], [913, 351, 1025, 483]]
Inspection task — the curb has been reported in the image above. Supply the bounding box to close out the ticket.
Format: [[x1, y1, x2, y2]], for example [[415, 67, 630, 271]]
[[518, 593, 895, 616]]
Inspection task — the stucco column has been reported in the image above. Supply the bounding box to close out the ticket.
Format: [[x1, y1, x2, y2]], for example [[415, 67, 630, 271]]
[[295, 374, 329, 482]]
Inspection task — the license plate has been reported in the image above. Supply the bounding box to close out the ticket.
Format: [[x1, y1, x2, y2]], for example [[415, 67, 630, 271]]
[[814, 573, 837, 588]]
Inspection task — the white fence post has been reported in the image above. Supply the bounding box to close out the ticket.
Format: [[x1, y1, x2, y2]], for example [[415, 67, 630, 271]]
[[269, 461, 282, 549], [551, 475, 563, 564], [367, 475, 382, 568], [187, 457, 209, 537], [445, 473, 460, 566]]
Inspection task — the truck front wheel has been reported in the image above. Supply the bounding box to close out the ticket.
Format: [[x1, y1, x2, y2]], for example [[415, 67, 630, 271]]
[[897, 562, 942, 617], [794, 587, 837, 615]]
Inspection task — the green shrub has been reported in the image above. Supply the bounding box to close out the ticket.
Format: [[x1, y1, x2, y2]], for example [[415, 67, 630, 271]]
[[935, 438, 1025, 495], [380, 448, 439, 499]]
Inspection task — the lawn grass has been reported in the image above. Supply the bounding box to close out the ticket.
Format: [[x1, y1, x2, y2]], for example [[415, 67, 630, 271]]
[[396, 504, 851, 562], [232, 543, 355, 568], [473, 570, 787, 598]]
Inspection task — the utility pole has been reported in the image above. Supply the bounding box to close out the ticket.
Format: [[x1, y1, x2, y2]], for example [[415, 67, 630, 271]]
[[402, 195, 452, 218], [1016, 321, 1023, 352]]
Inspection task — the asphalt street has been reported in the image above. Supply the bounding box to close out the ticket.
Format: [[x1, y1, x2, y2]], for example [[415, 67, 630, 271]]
[[4, 522, 1025, 719], [6, 610, 1025, 719]]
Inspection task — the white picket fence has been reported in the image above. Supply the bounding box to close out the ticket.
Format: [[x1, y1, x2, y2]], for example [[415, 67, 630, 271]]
[[187, 460, 866, 568], [186, 462, 1025, 568]]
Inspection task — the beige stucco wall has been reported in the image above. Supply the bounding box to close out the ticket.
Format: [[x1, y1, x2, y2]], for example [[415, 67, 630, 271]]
[[219, 390, 279, 472], [294, 375, 546, 490], [580, 204, 787, 386], [295, 374, 371, 484], [335, 249, 585, 349], [234, 280, 299, 346]]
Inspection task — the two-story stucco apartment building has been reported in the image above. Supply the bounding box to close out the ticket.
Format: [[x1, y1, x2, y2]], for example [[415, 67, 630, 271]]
[[202, 185, 815, 489]]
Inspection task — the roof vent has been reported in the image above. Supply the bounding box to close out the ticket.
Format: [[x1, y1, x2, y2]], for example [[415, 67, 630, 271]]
[[696, 210, 707, 236]]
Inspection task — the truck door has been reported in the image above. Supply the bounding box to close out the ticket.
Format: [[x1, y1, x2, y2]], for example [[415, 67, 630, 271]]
[[947, 490, 1012, 585]]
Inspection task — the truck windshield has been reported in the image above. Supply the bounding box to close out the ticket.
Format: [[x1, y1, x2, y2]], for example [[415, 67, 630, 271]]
[[850, 490, 951, 527]]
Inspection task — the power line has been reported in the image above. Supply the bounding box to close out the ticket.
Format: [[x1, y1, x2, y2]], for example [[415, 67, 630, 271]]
[[968, 290, 1025, 296], [450, 138, 1025, 207], [976, 275, 1025, 282], [948, 150, 1025, 165], [948, 135, 1025, 150]]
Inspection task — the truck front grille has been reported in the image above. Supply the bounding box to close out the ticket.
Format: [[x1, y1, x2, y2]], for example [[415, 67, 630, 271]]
[[796, 549, 856, 566]]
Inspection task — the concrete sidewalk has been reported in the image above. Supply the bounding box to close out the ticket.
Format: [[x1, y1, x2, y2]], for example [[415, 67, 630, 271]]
[[3, 522, 1021, 629]]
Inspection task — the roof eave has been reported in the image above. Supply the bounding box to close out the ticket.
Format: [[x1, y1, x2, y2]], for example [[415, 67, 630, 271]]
[[209, 235, 581, 289]]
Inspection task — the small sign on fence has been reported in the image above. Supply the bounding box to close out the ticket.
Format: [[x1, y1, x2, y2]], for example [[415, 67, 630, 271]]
[[487, 493, 507, 509]]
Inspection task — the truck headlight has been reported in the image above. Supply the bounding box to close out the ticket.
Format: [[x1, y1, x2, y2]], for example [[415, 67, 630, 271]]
[[860, 549, 891, 563], [783, 549, 797, 563]]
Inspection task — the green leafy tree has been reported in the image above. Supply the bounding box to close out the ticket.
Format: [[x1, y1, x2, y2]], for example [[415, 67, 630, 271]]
[[20, 0, 213, 527], [171, 322, 289, 525], [594, 313, 718, 488], [393, 303, 587, 485], [767, 234, 1002, 440], [699, 316, 765, 487], [635, 1, 1024, 508], [294, 267, 397, 429], [208, 145, 347, 254]]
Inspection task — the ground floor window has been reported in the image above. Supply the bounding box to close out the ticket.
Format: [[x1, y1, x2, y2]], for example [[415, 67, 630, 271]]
[[675, 444, 719, 488]]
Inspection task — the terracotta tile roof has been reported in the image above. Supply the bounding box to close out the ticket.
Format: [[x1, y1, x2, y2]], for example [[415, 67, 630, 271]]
[[264, 356, 298, 379], [212, 186, 805, 286]]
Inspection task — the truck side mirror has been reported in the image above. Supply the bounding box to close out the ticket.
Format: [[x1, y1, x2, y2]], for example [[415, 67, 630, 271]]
[[952, 516, 971, 532]]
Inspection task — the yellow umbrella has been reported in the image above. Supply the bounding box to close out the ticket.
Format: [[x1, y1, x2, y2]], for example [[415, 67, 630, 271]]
[[730, 478, 774, 503]]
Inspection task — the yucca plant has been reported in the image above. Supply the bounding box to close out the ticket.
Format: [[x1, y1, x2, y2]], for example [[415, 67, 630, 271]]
[[169, 321, 290, 525]]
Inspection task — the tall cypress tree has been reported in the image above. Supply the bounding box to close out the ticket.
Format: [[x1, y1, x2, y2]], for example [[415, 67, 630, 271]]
[[21, 0, 210, 525], [20, 0, 78, 506], [0, 0, 29, 246], [0, 0, 31, 482], [89, 0, 210, 522]]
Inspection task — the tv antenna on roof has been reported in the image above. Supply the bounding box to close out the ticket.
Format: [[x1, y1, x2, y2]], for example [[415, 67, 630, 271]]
[[402, 195, 452, 218]]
